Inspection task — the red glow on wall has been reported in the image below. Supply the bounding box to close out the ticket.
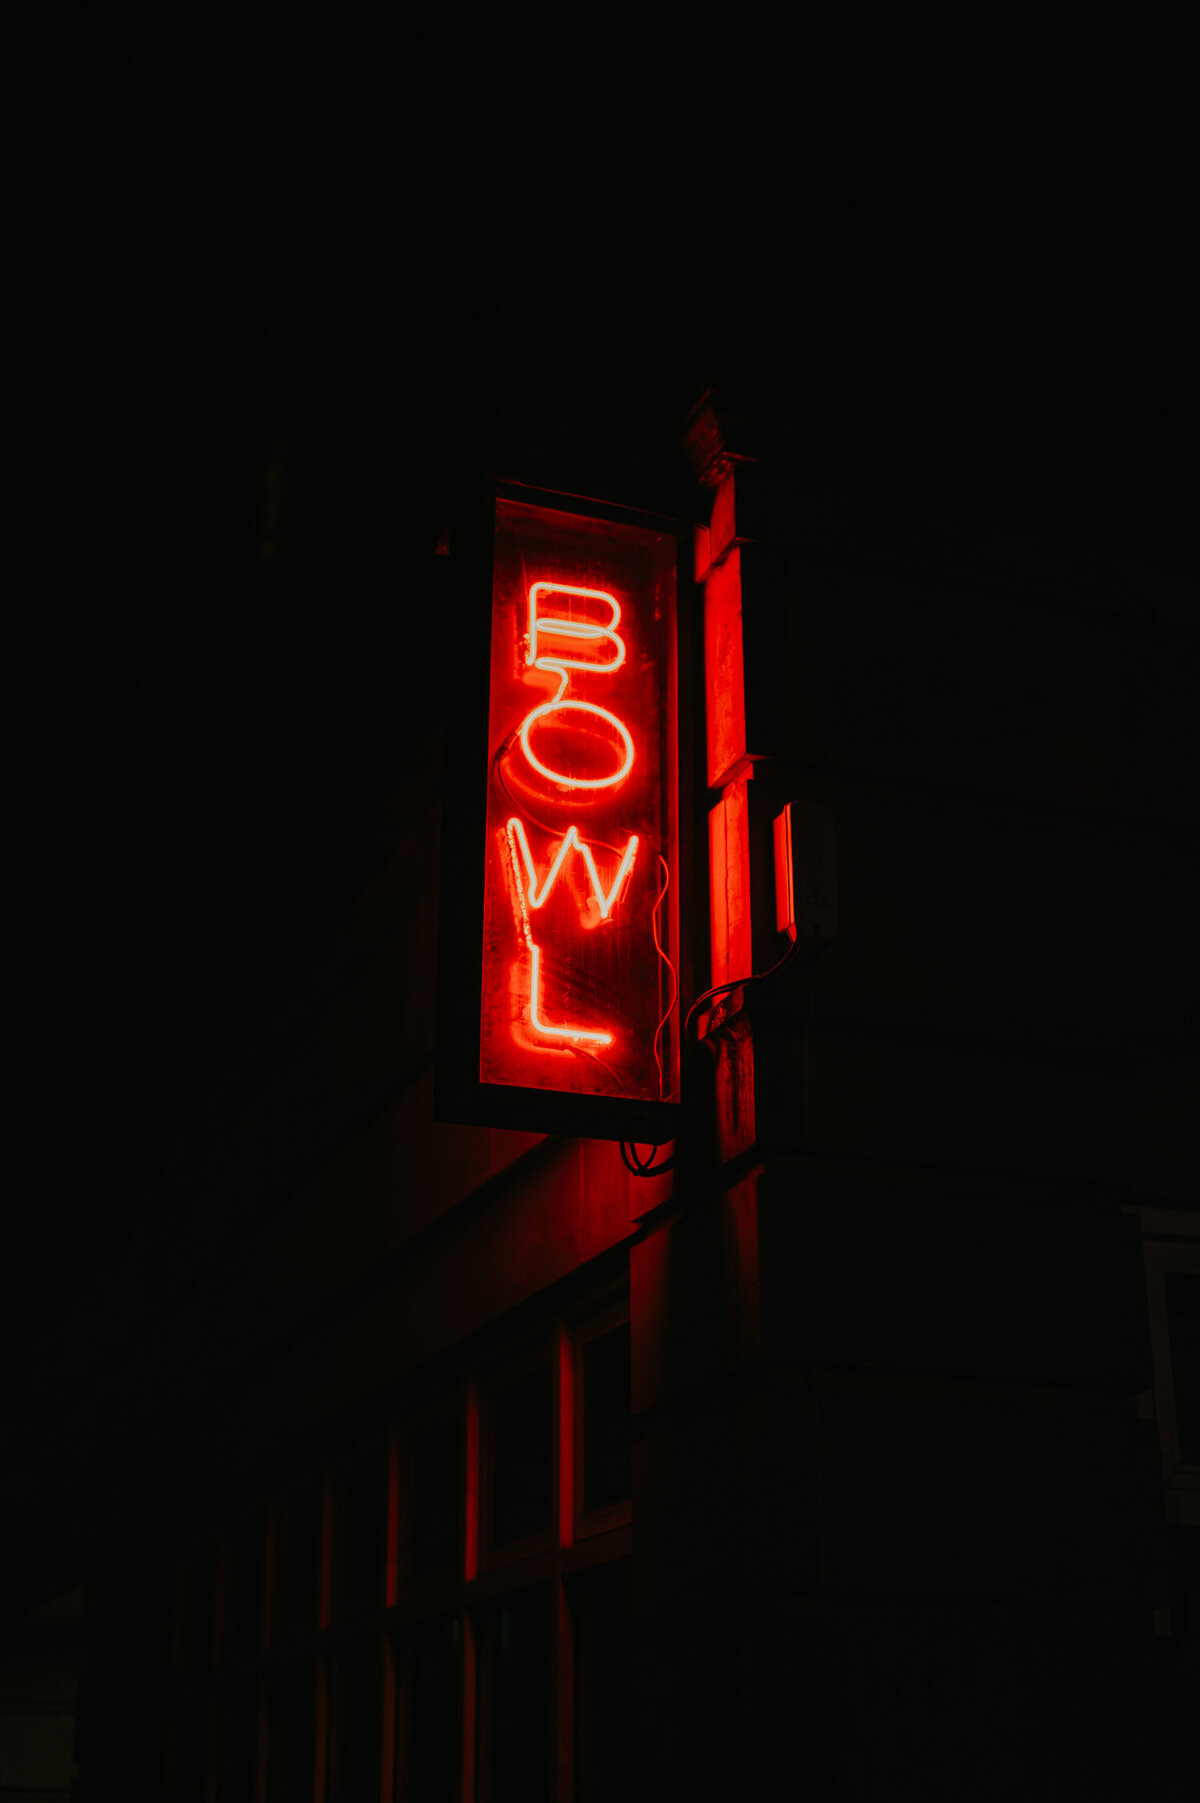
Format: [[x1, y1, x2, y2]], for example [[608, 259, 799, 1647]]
[[480, 499, 679, 1104]]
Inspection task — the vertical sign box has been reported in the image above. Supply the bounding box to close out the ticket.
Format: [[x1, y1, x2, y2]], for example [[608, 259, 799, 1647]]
[[437, 486, 686, 1141]]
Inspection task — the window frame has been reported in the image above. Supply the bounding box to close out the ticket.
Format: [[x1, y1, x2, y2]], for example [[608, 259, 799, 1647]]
[[164, 1280, 632, 1802], [1137, 1206, 1200, 1527], [572, 1302, 634, 1544], [477, 1336, 558, 1574]]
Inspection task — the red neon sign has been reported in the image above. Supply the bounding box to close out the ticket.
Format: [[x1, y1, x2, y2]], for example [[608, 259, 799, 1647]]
[[480, 499, 679, 1104]]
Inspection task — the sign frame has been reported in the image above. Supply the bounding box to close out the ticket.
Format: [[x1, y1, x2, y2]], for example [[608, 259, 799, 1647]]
[[434, 477, 697, 1143]]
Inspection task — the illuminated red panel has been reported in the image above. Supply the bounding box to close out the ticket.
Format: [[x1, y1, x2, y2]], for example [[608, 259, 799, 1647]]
[[708, 777, 751, 989], [480, 500, 679, 1103], [703, 546, 746, 789]]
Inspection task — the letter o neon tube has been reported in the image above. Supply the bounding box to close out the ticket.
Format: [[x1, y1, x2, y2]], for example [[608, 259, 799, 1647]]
[[518, 700, 635, 790]]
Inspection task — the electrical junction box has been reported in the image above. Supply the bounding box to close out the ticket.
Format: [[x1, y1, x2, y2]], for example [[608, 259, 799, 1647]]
[[773, 800, 838, 946]]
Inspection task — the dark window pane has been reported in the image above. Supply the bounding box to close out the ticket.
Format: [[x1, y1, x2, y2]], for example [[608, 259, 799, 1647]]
[[266, 1660, 315, 1803], [327, 1637, 383, 1803], [224, 1513, 265, 1658], [179, 1542, 217, 1670], [573, 1561, 632, 1803], [489, 1365, 552, 1548], [340, 1435, 388, 1615], [406, 1615, 460, 1803], [583, 1326, 631, 1514], [410, 1410, 462, 1577], [215, 1678, 259, 1803], [1165, 1271, 1200, 1464], [478, 1587, 551, 1803], [275, 1483, 321, 1642], [171, 1693, 211, 1803]]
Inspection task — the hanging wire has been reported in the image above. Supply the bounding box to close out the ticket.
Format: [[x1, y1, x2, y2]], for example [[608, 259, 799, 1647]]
[[494, 741, 627, 858], [620, 1139, 676, 1177], [682, 932, 807, 1045], [650, 853, 677, 1101], [571, 1043, 627, 1092]]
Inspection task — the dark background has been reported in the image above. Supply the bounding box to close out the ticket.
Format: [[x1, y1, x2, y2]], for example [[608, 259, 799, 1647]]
[[4, 0, 1193, 1617]]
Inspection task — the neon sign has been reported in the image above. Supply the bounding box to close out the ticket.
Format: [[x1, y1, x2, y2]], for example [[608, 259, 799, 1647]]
[[478, 497, 680, 1107]]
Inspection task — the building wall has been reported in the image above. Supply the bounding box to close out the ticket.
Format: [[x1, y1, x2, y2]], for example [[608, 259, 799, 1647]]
[[627, 394, 1197, 1799]]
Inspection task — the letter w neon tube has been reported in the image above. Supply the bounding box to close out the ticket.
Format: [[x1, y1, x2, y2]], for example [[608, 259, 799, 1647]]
[[506, 818, 638, 919], [505, 817, 636, 1046]]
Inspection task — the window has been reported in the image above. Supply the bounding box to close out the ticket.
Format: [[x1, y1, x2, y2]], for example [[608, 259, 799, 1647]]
[[325, 1635, 384, 1803], [266, 1480, 320, 1803], [167, 1525, 265, 1803], [273, 1480, 321, 1643], [224, 1511, 266, 1660], [402, 1612, 460, 1803], [406, 1404, 462, 1585], [389, 1300, 632, 1802], [215, 1677, 259, 1803], [165, 1291, 632, 1800], [1163, 1272, 1200, 1463], [483, 1355, 554, 1556], [1139, 1209, 1200, 1527], [324, 1435, 389, 1803], [335, 1434, 389, 1622], [578, 1313, 633, 1523], [265, 1657, 316, 1803], [474, 1583, 553, 1803], [571, 1560, 633, 1803], [176, 1538, 217, 1672]]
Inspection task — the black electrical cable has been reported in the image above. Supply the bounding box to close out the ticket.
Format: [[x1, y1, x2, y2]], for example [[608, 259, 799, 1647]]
[[682, 930, 807, 1045], [622, 934, 819, 1179], [620, 1139, 675, 1178], [572, 1045, 627, 1092], [650, 853, 677, 1101], [494, 740, 628, 858]]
